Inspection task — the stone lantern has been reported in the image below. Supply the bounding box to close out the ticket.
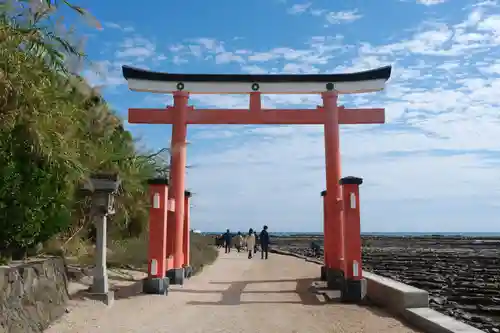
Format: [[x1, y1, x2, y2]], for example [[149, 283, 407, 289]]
[[81, 173, 121, 305]]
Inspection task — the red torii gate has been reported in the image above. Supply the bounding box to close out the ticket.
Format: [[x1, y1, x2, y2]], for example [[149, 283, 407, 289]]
[[123, 65, 392, 301]]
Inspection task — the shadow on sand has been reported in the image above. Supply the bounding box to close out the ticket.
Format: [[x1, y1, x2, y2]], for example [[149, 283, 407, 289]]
[[174, 278, 325, 306], [70, 279, 147, 302]]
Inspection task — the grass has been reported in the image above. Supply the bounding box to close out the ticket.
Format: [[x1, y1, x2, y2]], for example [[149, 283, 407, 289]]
[[190, 233, 218, 274], [41, 232, 219, 275]]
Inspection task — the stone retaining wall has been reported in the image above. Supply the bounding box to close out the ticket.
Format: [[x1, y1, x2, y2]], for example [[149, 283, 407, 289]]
[[0, 257, 69, 333]]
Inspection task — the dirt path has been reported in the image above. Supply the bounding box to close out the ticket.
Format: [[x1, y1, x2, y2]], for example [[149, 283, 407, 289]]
[[47, 250, 420, 333]]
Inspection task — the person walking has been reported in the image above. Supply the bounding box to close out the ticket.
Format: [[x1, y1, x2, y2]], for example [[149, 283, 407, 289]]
[[223, 229, 232, 253], [234, 232, 243, 252], [246, 228, 256, 259], [260, 225, 270, 260], [253, 230, 259, 254]]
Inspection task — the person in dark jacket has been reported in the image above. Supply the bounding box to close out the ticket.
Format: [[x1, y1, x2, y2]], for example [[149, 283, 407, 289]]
[[259, 225, 270, 259], [253, 231, 259, 253], [223, 229, 232, 253]]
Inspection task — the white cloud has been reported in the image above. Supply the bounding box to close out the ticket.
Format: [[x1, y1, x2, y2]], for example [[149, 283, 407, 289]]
[[215, 52, 245, 64], [325, 10, 362, 24], [473, 0, 498, 7], [103, 21, 134, 32], [82, 60, 124, 87], [115, 36, 156, 60], [283, 3, 362, 26], [416, 0, 448, 5], [83, 32, 166, 87], [287, 2, 312, 14]]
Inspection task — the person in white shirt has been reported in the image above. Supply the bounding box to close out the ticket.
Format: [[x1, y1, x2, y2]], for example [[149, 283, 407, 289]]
[[246, 228, 256, 259], [233, 232, 243, 252]]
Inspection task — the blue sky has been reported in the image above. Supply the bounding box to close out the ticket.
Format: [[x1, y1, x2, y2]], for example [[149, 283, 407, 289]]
[[67, 0, 500, 232]]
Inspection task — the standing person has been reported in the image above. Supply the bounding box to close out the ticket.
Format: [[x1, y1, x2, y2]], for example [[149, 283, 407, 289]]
[[260, 225, 270, 260], [234, 232, 243, 252], [253, 231, 259, 254], [246, 228, 256, 259], [223, 229, 232, 253]]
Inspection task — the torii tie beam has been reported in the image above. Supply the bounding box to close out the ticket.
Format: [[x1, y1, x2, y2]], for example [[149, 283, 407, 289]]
[[122, 65, 392, 294]]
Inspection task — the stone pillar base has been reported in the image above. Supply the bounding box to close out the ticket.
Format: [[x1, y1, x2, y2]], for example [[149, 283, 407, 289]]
[[184, 266, 193, 279], [167, 268, 184, 285], [320, 265, 327, 281], [88, 291, 114, 306], [341, 278, 367, 303], [326, 268, 345, 290], [143, 277, 170, 295], [91, 275, 108, 294]]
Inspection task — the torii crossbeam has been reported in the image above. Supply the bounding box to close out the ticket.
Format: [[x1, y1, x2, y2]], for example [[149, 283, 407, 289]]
[[122, 65, 392, 297]]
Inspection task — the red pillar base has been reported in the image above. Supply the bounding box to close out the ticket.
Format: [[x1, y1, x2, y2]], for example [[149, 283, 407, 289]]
[[320, 265, 327, 281], [341, 278, 367, 303], [143, 277, 170, 295], [166, 268, 184, 285], [326, 267, 345, 290]]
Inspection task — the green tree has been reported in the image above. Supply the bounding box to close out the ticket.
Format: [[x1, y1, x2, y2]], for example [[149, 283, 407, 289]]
[[0, 0, 168, 259]]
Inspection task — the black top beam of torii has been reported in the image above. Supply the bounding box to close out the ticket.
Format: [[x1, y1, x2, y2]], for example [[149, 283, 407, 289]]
[[121, 65, 392, 95]]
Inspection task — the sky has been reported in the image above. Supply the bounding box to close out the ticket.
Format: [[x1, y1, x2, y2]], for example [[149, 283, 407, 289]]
[[64, 0, 500, 233]]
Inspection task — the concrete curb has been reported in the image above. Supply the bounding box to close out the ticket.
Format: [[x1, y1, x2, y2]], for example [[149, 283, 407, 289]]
[[403, 308, 484, 333], [362, 270, 429, 312], [271, 249, 484, 333]]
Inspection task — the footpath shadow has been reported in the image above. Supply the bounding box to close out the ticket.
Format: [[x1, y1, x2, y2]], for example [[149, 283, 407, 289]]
[[67, 266, 148, 302], [180, 278, 323, 306], [70, 280, 146, 301], [69, 273, 147, 302]]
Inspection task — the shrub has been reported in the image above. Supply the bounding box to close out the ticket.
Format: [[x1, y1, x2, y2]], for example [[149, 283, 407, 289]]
[[190, 233, 218, 274], [0, 2, 168, 260], [54, 232, 219, 276]]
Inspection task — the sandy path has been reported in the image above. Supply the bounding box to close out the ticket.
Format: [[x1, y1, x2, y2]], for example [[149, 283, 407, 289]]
[[46, 250, 420, 333]]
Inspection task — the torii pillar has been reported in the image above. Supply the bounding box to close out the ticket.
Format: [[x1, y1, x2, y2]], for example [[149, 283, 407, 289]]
[[166, 92, 188, 285], [322, 92, 346, 290]]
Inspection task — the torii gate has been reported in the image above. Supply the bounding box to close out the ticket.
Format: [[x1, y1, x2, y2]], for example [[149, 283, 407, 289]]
[[122, 65, 392, 301]]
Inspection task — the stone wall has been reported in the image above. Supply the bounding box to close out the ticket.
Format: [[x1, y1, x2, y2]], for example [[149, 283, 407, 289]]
[[0, 257, 69, 333]]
